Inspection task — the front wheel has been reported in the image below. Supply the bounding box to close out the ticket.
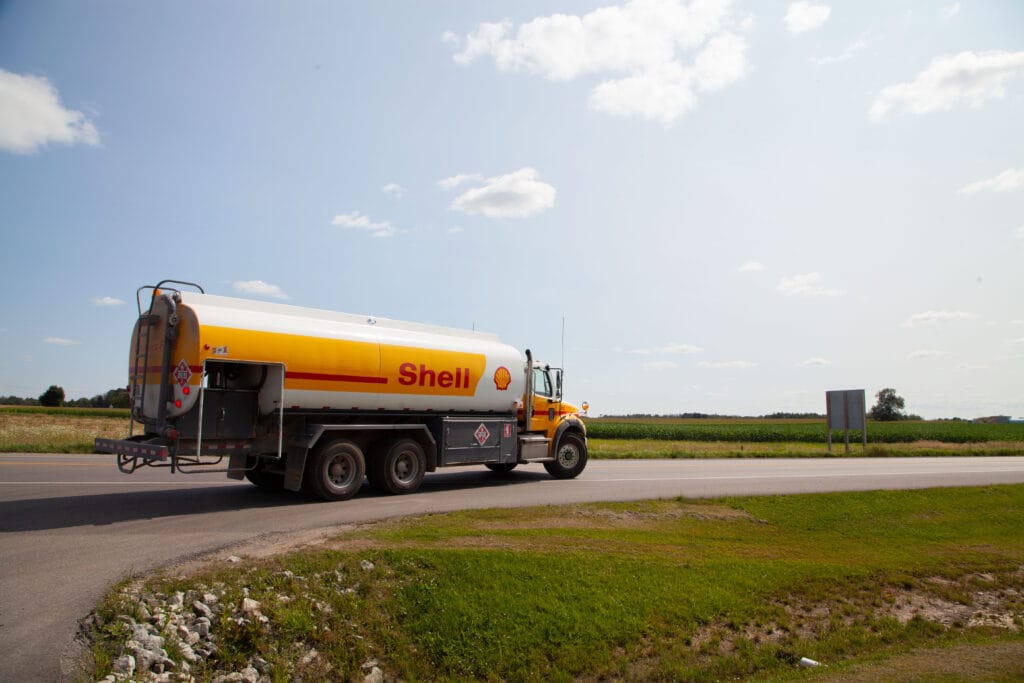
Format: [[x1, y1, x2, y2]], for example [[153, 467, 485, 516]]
[[305, 439, 365, 501], [544, 432, 588, 479]]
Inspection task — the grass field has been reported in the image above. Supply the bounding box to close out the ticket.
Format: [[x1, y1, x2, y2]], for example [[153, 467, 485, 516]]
[[3, 408, 1023, 456], [87, 486, 1024, 681], [584, 417, 1024, 444], [0, 408, 136, 453]]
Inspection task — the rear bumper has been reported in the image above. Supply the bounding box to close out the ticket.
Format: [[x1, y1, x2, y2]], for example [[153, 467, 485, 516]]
[[94, 438, 169, 461]]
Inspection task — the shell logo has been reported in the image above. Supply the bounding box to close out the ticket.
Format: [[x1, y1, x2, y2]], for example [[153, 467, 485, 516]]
[[493, 366, 512, 391]]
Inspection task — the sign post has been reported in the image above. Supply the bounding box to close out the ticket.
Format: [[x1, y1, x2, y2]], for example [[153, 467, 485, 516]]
[[826, 389, 866, 453]]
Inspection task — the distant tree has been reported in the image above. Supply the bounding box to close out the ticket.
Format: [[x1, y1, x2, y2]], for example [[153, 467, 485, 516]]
[[869, 388, 905, 421], [104, 388, 130, 409], [38, 385, 65, 407]]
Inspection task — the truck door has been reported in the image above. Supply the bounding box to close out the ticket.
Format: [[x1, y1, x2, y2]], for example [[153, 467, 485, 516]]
[[530, 366, 560, 438]]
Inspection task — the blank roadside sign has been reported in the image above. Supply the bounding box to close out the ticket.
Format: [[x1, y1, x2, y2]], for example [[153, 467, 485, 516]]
[[826, 389, 866, 452]]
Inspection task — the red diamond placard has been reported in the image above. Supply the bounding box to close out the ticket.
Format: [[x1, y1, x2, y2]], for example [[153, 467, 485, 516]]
[[474, 423, 490, 446], [174, 359, 192, 387]]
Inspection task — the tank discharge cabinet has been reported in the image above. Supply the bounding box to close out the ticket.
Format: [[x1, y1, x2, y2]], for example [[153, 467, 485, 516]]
[[94, 281, 588, 500]]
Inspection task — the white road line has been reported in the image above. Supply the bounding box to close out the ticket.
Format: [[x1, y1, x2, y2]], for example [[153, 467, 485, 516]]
[[585, 470, 1024, 482], [0, 481, 242, 486]]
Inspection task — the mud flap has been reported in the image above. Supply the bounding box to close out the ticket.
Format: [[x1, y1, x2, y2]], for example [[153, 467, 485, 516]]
[[284, 447, 308, 492], [227, 452, 247, 480]]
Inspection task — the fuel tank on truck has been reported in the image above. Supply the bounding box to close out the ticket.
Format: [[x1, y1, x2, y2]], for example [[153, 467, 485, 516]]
[[134, 291, 526, 420]]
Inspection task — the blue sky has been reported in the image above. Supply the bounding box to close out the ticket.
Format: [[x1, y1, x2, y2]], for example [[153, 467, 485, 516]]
[[1, 1, 1022, 418]]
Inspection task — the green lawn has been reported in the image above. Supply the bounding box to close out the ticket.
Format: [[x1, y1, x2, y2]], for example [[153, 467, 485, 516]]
[[88, 485, 1024, 681]]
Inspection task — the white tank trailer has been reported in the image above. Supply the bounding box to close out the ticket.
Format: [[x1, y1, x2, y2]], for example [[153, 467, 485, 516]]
[[95, 280, 588, 500]]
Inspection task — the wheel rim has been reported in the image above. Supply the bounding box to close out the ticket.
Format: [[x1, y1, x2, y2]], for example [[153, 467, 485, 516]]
[[393, 449, 419, 484], [326, 453, 356, 490], [557, 443, 579, 468]]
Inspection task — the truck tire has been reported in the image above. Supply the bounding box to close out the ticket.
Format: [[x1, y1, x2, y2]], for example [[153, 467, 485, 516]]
[[485, 463, 517, 473], [245, 460, 284, 490], [370, 438, 425, 495], [305, 439, 365, 501], [544, 432, 587, 479]]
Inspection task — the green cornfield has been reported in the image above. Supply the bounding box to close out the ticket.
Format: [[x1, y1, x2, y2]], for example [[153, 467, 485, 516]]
[[583, 418, 1024, 444]]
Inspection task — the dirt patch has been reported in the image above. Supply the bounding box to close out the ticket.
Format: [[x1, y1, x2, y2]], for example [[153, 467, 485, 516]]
[[814, 640, 1024, 682], [685, 570, 1023, 665], [571, 504, 765, 525]]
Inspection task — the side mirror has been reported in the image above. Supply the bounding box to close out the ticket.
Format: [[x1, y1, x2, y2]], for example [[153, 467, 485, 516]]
[[554, 368, 563, 401]]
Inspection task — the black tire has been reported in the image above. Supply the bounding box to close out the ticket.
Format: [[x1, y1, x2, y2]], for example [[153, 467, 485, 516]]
[[244, 461, 284, 490], [484, 462, 518, 473], [304, 439, 365, 501], [544, 432, 588, 479], [370, 438, 425, 495]]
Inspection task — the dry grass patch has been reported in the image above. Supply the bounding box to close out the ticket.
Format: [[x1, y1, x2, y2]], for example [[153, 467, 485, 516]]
[[0, 412, 139, 453]]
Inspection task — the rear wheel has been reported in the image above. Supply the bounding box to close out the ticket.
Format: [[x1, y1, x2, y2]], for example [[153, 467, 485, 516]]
[[370, 438, 425, 495], [244, 459, 284, 490], [544, 432, 587, 479], [305, 439, 365, 501]]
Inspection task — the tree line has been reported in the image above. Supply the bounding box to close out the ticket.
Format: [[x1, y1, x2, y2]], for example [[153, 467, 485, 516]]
[[1, 386, 130, 409]]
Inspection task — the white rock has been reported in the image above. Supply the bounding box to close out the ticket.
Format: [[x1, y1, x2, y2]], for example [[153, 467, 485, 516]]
[[227, 556, 242, 563], [240, 665, 259, 683], [241, 598, 261, 614], [169, 592, 185, 611], [179, 641, 199, 663], [361, 658, 379, 670], [203, 592, 219, 605], [193, 600, 214, 619], [112, 654, 135, 676], [360, 560, 375, 571], [363, 666, 384, 683]]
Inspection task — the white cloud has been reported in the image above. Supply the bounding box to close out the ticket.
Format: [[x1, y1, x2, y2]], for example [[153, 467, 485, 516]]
[[448, 226, 464, 234], [0, 69, 100, 154], [437, 173, 484, 190], [902, 310, 976, 327], [93, 296, 124, 306], [958, 168, 1024, 195], [698, 360, 756, 369], [1015, 225, 1024, 240], [616, 342, 702, 355], [777, 272, 846, 297], [446, 0, 748, 125], [644, 360, 679, 370], [941, 3, 961, 19], [232, 280, 289, 300], [784, 2, 831, 34], [381, 182, 405, 198], [799, 357, 831, 367], [44, 337, 81, 346], [870, 51, 1024, 122], [448, 167, 556, 219], [738, 261, 764, 273], [331, 211, 396, 238], [908, 349, 951, 360], [655, 343, 703, 354], [812, 35, 868, 65]]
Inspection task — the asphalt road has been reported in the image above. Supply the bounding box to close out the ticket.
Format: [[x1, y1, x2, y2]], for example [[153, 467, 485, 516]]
[[3, 454, 1024, 682]]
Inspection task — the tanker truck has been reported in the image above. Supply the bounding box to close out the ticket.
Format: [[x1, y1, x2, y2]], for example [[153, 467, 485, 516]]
[[94, 280, 588, 501]]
